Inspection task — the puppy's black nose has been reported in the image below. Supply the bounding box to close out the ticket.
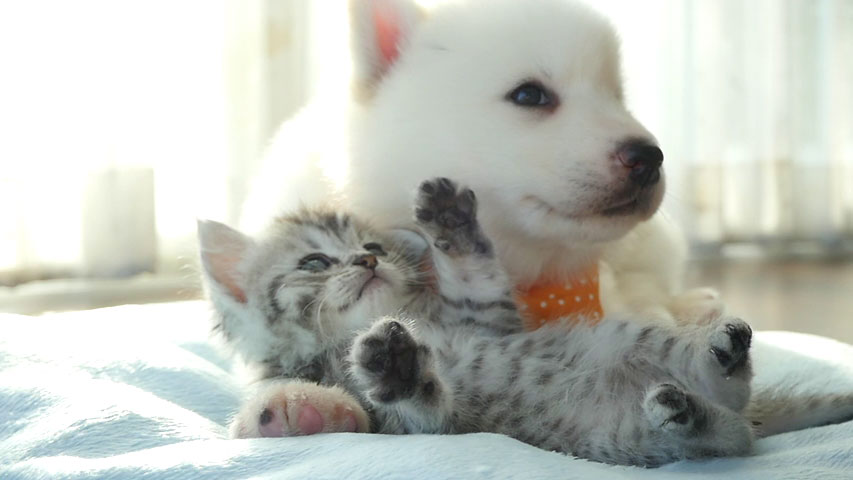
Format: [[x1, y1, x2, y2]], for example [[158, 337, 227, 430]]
[[617, 141, 663, 187], [353, 254, 378, 270]]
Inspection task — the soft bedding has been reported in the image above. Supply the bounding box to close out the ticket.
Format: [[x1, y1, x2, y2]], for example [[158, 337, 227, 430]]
[[1, 301, 852, 480]]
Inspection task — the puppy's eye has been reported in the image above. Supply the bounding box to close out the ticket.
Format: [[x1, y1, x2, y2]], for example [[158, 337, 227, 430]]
[[363, 242, 387, 256], [507, 82, 553, 108], [298, 253, 332, 272]]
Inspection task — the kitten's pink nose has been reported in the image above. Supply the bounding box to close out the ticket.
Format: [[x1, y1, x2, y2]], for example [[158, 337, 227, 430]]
[[353, 254, 377, 270]]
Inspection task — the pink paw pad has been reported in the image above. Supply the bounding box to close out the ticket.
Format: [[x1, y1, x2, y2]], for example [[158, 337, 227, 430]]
[[255, 402, 364, 437], [258, 407, 286, 437], [230, 382, 370, 438], [297, 404, 325, 435]]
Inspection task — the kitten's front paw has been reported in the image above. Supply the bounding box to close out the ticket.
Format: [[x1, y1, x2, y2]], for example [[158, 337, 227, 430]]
[[229, 381, 369, 438], [352, 318, 437, 404], [414, 178, 490, 256], [708, 317, 752, 377], [644, 384, 703, 434]]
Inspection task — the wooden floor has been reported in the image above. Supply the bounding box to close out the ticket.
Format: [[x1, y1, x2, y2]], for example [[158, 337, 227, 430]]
[[3, 260, 851, 345], [687, 259, 853, 344]]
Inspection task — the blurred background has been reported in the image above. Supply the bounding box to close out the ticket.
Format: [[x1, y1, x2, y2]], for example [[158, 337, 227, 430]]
[[0, 0, 851, 341]]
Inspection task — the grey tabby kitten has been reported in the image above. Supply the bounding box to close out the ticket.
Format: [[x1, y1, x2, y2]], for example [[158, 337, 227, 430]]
[[199, 178, 763, 466]]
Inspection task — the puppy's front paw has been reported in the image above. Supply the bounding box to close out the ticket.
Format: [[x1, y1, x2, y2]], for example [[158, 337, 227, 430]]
[[708, 317, 752, 377], [229, 381, 369, 438], [414, 177, 490, 256], [669, 287, 725, 325], [352, 318, 436, 404]]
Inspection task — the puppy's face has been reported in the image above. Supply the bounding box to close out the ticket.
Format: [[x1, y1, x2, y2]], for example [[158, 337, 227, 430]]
[[350, 0, 664, 246]]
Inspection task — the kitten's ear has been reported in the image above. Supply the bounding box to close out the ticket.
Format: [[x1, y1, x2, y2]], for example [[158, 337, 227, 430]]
[[349, 0, 424, 100], [197, 219, 254, 304]]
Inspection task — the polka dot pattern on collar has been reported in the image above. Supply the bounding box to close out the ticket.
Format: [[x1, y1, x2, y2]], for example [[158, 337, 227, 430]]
[[515, 265, 603, 330]]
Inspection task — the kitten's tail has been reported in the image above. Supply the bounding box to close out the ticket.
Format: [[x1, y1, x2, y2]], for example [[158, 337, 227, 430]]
[[745, 389, 853, 437]]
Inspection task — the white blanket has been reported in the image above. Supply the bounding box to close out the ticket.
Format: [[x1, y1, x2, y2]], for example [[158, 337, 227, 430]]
[[1, 302, 852, 479]]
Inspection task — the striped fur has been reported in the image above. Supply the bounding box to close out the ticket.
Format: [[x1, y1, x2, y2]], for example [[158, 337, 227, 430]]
[[200, 178, 850, 466]]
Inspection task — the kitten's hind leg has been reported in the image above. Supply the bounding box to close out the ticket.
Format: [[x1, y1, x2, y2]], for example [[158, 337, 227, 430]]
[[643, 383, 754, 460], [414, 178, 520, 333], [350, 317, 453, 433], [708, 318, 753, 378], [675, 316, 754, 412]]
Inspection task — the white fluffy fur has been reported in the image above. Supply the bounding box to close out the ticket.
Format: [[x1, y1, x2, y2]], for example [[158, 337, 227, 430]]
[[242, 0, 717, 326]]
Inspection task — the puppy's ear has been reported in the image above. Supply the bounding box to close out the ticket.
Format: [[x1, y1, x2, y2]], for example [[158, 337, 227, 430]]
[[349, 0, 424, 100], [197, 219, 254, 304]]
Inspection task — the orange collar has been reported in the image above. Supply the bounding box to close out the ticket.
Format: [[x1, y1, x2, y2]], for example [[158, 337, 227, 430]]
[[515, 265, 603, 330]]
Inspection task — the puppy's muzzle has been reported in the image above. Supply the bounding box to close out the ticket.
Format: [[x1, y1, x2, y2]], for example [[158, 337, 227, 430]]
[[616, 141, 664, 187]]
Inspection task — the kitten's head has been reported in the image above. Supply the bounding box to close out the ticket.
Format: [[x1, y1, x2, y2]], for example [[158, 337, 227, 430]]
[[198, 210, 425, 361]]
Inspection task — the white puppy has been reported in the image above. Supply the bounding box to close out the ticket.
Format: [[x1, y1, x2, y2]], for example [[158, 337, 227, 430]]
[[243, 0, 721, 325]]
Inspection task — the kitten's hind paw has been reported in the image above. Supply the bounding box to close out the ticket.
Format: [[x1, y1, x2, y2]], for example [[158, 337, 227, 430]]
[[709, 317, 752, 377], [351, 318, 441, 405], [414, 177, 490, 256], [644, 384, 703, 434], [644, 383, 754, 458], [229, 380, 369, 438]]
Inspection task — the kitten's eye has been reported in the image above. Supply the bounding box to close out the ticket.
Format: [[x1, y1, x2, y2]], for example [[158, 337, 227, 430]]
[[363, 242, 387, 256], [298, 253, 332, 272], [507, 81, 554, 108]]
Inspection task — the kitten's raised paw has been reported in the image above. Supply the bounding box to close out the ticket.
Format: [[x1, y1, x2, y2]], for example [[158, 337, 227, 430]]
[[352, 318, 436, 404], [229, 380, 369, 438], [644, 384, 703, 434], [709, 317, 752, 376], [415, 177, 476, 228], [414, 178, 489, 256]]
